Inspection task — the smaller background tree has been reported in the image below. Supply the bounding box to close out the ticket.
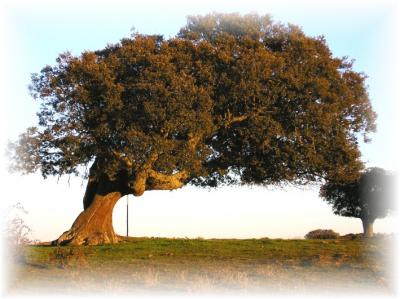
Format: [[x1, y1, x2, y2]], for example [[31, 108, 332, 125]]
[[320, 167, 396, 237]]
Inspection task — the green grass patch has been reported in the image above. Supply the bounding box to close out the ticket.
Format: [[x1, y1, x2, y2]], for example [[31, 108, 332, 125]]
[[7, 237, 394, 295]]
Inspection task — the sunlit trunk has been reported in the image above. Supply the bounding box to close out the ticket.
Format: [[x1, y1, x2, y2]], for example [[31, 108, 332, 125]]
[[55, 161, 130, 245], [54, 157, 187, 245], [56, 191, 122, 245]]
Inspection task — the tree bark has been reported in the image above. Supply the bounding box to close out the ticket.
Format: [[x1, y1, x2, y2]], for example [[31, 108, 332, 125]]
[[55, 156, 188, 245], [55, 161, 130, 245], [361, 218, 374, 238], [56, 191, 122, 245]]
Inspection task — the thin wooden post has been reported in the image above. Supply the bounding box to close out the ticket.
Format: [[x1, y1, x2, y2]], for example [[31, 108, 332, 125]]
[[126, 195, 129, 238]]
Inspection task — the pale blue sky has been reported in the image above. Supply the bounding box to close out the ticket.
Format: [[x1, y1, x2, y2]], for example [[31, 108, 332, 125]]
[[1, 0, 398, 241]]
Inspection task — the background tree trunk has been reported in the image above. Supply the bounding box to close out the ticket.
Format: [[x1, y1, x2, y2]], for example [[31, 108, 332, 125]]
[[361, 218, 374, 238]]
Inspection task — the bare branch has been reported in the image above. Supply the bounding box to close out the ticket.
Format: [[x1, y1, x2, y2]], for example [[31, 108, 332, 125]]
[[224, 115, 248, 128], [221, 108, 276, 129]]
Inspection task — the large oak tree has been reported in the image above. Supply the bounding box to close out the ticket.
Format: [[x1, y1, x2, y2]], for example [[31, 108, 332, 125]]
[[9, 14, 376, 245]]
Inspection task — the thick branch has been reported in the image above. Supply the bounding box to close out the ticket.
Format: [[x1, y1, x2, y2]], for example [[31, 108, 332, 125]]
[[130, 152, 159, 196], [111, 150, 133, 168], [221, 108, 276, 129], [146, 169, 189, 191], [187, 133, 201, 151], [112, 133, 208, 196], [224, 115, 248, 128]]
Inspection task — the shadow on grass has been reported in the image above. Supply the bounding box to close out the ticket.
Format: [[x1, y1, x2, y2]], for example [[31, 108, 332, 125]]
[[23, 261, 49, 269]]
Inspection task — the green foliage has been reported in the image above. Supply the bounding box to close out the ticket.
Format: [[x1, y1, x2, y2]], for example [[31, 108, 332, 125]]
[[178, 13, 274, 41], [320, 167, 396, 222], [9, 13, 376, 189], [304, 229, 339, 240]]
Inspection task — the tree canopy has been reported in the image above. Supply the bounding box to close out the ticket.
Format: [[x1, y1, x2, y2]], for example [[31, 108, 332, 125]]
[[320, 167, 395, 222], [10, 13, 376, 191]]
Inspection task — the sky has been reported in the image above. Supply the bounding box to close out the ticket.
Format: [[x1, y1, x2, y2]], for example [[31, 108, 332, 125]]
[[0, 0, 399, 242]]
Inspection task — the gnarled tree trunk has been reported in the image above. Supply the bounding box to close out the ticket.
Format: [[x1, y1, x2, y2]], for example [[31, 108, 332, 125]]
[[55, 155, 189, 245], [56, 191, 121, 245], [361, 218, 375, 238], [55, 161, 131, 245]]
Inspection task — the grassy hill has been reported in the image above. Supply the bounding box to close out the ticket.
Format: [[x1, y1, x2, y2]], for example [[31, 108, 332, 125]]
[[6, 236, 395, 296]]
